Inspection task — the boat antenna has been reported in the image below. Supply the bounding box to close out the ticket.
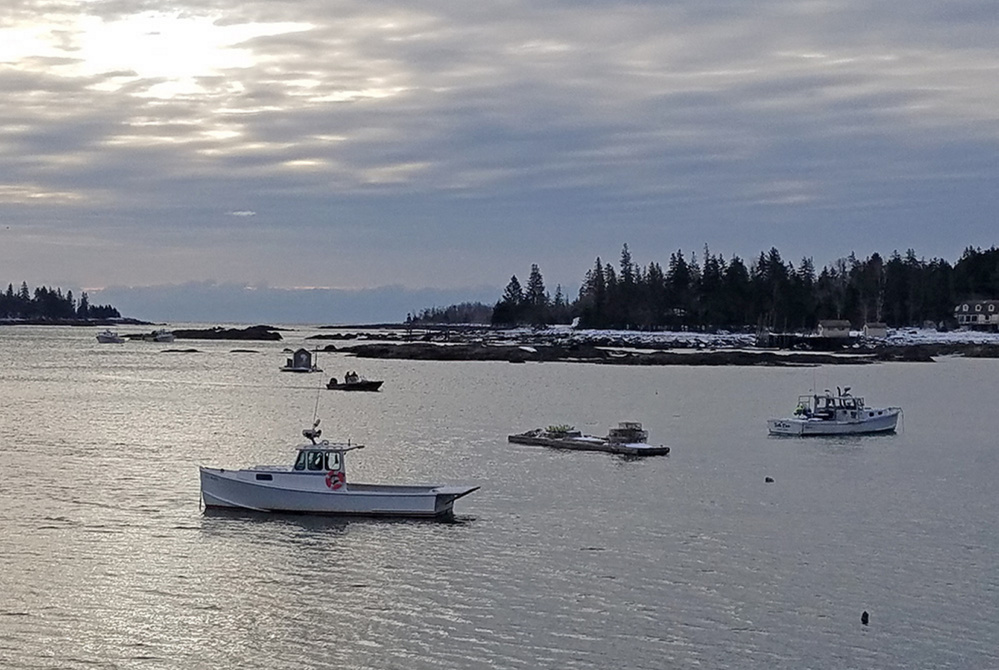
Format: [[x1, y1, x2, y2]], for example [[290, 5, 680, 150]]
[[311, 349, 323, 426], [303, 418, 321, 444]]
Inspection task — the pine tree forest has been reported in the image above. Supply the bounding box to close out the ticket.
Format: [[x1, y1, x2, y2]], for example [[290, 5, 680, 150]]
[[489, 245, 999, 331], [0, 282, 120, 320]]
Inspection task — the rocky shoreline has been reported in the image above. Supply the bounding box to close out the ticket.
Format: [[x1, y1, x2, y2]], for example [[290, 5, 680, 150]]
[[171, 325, 283, 341], [324, 338, 999, 366]]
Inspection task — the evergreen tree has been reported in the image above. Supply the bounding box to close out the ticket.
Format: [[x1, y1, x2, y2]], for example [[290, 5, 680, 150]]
[[77, 292, 90, 319], [491, 275, 524, 325], [577, 257, 607, 327], [667, 250, 692, 327], [524, 264, 549, 325], [723, 256, 752, 327]]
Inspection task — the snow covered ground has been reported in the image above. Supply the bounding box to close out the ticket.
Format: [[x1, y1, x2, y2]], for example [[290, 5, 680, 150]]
[[496, 326, 756, 348], [494, 325, 999, 349], [881, 328, 999, 346]]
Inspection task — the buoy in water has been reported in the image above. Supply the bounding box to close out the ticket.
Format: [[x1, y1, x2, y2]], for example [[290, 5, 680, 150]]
[[861, 610, 869, 625]]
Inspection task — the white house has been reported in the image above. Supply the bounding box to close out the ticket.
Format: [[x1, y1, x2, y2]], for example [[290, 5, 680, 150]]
[[954, 299, 999, 330]]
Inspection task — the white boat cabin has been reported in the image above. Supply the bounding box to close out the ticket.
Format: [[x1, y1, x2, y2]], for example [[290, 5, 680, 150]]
[[293, 446, 343, 473], [793, 388, 873, 420]]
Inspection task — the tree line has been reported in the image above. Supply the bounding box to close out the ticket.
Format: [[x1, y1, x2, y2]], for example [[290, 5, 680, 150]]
[[0, 282, 121, 320], [482, 245, 999, 331], [407, 302, 494, 326]]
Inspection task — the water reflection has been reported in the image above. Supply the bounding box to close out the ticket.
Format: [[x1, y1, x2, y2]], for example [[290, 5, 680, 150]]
[[3, 327, 999, 669]]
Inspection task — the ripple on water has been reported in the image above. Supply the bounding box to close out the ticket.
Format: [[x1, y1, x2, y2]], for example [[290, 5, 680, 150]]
[[1, 329, 998, 669]]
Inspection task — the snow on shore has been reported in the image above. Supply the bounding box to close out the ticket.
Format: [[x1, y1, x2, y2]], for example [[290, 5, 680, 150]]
[[493, 326, 999, 349], [882, 328, 999, 346]]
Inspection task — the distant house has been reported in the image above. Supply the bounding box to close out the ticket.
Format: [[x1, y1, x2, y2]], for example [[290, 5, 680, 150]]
[[863, 322, 888, 339], [817, 320, 851, 338], [954, 299, 999, 331]]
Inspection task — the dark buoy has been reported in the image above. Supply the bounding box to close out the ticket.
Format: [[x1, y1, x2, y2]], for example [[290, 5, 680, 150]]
[[861, 610, 869, 625], [765, 476, 775, 483]]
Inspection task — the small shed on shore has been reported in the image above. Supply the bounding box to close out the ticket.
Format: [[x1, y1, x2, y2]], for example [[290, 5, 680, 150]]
[[863, 322, 888, 339], [817, 320, 851, 338]]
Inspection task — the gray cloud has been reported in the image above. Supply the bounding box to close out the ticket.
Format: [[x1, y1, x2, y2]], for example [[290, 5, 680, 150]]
[[1, 0, 997, 321]]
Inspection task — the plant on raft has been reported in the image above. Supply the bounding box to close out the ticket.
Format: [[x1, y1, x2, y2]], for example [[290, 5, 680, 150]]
[[545, 424, 575, 437]]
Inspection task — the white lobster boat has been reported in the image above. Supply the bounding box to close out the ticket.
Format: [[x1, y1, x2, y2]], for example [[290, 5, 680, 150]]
[[768, 387, 901, 436], [199, 422, 478, 518], [95, 329, 124, 343]]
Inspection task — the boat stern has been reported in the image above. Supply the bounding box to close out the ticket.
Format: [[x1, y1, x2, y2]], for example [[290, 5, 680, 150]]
[[767, 418, 804, 436], [433, 485, 480, 517]]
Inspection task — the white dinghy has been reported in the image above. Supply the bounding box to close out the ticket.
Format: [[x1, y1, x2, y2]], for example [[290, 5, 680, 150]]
[[768, 387, 901, 436], [200, 421, 478, 518]]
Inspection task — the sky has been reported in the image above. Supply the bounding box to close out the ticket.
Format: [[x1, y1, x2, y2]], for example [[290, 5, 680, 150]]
[[1, 1, 997, 323]]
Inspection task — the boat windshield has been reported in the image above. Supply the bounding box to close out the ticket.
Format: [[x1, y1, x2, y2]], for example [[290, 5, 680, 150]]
[[294, 450, 342, 471]]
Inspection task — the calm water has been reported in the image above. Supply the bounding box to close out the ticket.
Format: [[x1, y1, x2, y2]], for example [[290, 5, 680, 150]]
[[1, 326, 996, 669]]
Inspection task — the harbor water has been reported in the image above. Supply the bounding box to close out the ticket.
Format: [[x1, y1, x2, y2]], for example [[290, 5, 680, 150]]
[[1, 326, 996, 669]]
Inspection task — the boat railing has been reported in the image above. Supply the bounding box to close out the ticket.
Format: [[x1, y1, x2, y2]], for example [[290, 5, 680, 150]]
[[296, 441, 365, 453]]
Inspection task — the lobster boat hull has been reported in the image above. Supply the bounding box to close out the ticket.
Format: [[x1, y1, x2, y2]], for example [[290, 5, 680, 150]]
[[199, 467, 477, 518]]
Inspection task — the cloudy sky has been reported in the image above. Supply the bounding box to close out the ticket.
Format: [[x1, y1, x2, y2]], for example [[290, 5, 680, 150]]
[[1, 0, 996, 323]]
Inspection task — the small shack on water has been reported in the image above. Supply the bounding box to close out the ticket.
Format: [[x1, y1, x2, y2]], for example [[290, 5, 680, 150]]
[[280, 348, 321, 373]]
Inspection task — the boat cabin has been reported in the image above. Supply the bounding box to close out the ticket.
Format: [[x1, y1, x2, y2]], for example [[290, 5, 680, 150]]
[[794, 389, 866, 419], [293, 448, 343, 472]]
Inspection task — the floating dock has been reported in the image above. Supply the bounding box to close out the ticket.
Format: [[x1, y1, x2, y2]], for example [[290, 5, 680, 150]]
[[508, 422, 670, 456]]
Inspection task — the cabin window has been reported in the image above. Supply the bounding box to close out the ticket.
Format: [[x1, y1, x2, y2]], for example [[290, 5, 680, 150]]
[[327, 452, 341, 471], [294, 452, 307, 470], [307, 451, 326, 471]]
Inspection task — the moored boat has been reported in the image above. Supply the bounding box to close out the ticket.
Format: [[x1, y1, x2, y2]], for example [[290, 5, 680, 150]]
[[767, 387, 901, 436], [95, 329, 124, 343], [140, 329, 175, 342], [508, 421, 670, 456], [199, 421, 478, 518], [327, 372, 383, 391]]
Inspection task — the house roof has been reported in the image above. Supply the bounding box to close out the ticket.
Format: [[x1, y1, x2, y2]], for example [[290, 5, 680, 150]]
[[954, 299, 999, 312]]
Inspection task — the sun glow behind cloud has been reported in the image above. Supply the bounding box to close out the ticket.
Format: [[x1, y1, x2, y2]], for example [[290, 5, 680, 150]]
[[1, 0, 998, 301], [2, 11, 314, 97]]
